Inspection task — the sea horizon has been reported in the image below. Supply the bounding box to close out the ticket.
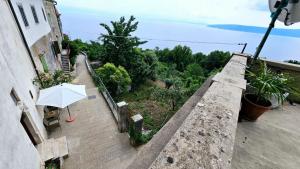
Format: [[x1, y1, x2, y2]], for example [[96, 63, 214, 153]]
[[58, 7, 300, 61]]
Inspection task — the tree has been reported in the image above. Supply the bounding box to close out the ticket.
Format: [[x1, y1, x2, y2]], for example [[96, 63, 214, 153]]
[[155, 47, 172, 63], [139, 49, 158, 80], [99, 16, 156, 88], [202, 50, 231, 72], [170, 45, 193, 72], [193, 52, 206, 65], [99, 16, 146, 68], [95, 63, 131, 96], [184, 63, 205, 79], [285, 60, 300, 65], [62, 35, 80, 66], [72, 39, 88, 52], [86, 41, 103, 61]]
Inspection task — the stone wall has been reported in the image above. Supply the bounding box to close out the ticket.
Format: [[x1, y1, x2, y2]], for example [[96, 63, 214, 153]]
[[0, 1, 46, 169], [30, 34, 61, 73], [44, 0, 63, 51], [127, 54, 247, 169]]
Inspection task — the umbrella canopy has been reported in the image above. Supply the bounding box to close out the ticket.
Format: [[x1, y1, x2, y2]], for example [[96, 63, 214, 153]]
[[36, 83, 87, 108]]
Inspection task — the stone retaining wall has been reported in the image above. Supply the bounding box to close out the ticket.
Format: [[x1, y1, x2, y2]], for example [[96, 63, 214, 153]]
[[127, 54, 247, 169]]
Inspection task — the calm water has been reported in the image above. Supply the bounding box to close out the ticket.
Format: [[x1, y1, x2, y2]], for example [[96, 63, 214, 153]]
[[59, 9, 300, 61]]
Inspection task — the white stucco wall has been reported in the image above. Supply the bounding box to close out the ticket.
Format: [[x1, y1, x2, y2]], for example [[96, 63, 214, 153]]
[[11, 0, 51, 47], [0, 1, 47, 169]]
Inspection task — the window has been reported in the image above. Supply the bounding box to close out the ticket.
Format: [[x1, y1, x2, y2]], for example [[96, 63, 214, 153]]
[[30, 5, 39, 23], [17, 4, 29, 27], [41, 8, 47, 21], [10, 88, 20, 105]]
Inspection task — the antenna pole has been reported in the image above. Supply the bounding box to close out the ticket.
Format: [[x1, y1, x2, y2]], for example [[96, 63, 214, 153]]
[[241, 43, 247, 53], [253, 0, 289, 60]]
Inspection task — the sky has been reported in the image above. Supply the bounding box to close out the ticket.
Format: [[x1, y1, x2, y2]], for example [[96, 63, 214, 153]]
[[57, 0, 300, 29]]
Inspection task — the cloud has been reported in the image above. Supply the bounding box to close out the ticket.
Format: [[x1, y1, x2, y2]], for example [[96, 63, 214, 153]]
[[57, 0, 300, 28]]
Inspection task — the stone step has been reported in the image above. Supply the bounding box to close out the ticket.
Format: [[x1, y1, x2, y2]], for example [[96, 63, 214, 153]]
[[37, 136, 69, 162]]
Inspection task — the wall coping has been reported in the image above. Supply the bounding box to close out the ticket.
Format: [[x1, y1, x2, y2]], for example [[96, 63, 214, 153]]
[[262, 59, 300, 72]]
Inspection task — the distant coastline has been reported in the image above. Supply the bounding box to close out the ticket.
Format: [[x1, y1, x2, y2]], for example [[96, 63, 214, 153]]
[[209, 24, 300, 38]]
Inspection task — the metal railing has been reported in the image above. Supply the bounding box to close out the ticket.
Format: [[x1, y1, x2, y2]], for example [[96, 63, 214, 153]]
[[82, 52, 119, 122]]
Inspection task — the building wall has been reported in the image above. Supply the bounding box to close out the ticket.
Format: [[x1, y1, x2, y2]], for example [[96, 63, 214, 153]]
[[0, 1, 46, 169], [31, 34, 61, 73], [11, 0, 51, 47], [44, 0, 63, 51], [11, 0, 63, 73]]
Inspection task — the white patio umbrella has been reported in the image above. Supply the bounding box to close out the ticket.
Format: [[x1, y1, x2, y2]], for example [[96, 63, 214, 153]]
[[36, 83, 87, 122]]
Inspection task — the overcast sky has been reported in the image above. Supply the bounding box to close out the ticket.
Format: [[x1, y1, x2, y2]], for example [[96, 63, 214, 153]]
[[58, 0, 300, 29]]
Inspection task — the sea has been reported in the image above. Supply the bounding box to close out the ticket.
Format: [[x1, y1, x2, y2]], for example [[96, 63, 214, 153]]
[[59, 8, 300, 61]]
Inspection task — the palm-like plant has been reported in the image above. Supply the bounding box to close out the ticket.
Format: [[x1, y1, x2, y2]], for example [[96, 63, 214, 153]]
[[247, 61, 292, 105]]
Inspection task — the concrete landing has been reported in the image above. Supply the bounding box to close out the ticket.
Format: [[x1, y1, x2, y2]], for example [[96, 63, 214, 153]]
[[49, 55, 137, 169], [232, 104, 300, 169], [37, 136, 68, 162]]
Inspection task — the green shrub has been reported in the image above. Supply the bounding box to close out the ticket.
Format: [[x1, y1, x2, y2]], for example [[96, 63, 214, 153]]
[[95, 63, 131, 96], [33, 70, 72, 89]]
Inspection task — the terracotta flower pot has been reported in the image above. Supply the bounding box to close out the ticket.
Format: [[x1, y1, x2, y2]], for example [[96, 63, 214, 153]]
[[240, 94, 272, 121]]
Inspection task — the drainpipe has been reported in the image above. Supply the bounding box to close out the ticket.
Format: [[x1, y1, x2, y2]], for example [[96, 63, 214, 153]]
[[7, 0, 44, 88]]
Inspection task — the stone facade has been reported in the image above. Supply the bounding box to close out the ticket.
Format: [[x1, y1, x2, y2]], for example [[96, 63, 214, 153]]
[[44, 0, 63, 51], [30, 34, 61, 73]]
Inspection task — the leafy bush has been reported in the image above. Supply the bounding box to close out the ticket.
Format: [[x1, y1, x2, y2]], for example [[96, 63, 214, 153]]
[[86, 41, 103, 61], [202, 50, 231, 72], [62, 35, 81, 67], [34, 70, 72, 89], [95, 63, 131, 96], [152, 84, 183, 111], [184, 63, 205, 80]]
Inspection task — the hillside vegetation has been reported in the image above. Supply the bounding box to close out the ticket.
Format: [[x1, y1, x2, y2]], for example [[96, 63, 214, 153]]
[[67, 16, 232, 142]]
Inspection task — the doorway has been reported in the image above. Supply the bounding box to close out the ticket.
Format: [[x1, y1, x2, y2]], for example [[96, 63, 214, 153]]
[[20, 112, 41, 146]]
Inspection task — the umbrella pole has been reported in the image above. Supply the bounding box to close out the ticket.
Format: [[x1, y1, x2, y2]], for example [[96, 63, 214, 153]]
[[66, 106, 75, 122]]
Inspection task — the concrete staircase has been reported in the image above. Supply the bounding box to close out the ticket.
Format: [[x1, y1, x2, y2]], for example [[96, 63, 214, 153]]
[[61, 49, 70, 74], [37, 136, 69, 163]]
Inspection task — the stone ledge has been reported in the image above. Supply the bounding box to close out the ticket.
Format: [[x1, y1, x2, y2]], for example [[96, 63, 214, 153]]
[[126, 76, 214, 169], [148, 54, 247, 169]]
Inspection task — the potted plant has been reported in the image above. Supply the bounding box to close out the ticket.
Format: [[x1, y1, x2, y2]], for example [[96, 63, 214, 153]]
[[241, 61, 292, 121]]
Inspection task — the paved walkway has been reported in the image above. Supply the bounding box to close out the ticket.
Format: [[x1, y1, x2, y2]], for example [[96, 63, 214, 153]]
[[232, 104, 300, 169], [49, 55, 137, 169]]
